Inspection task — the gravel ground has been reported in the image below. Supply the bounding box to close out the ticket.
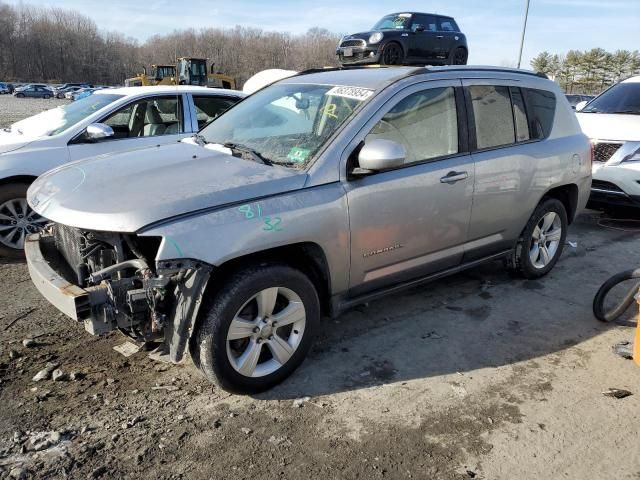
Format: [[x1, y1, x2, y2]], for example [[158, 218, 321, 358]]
[[0, 95, 67, 128], [1, 98, 639, 480]]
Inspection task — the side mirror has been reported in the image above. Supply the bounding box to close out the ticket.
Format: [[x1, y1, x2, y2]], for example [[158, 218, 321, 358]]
[[353, 139, 406, 175], [85, 123, 114, 141], [575, 100, 588, 112]]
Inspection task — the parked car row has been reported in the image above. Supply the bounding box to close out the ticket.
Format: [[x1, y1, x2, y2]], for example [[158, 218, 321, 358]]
[[0, 82, 15, 94], [0, 65, 592, 394]]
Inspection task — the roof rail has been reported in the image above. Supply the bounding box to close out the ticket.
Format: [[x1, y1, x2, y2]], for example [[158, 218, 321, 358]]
[[293, 65, 549, 80]]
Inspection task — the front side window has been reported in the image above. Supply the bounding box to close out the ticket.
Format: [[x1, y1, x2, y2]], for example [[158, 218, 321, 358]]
[[411, 14, 437, 32], [101, 95, 182, 138], [10, 93, 123, 137], [193, 95, 239, 129], [366, 87, 458, 165], [470, 85, 515, 149], [581, 82, 639, 115], [200, 83, 370, 168]]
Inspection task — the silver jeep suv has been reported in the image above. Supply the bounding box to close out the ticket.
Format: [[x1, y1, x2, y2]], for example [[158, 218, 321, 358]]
[[25, 66, 591, 393]]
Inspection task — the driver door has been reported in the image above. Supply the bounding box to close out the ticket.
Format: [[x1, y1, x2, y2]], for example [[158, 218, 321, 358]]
[[408, 14, 438, 61], [344, 80, 474, 294], [68, 94, 190, 161]]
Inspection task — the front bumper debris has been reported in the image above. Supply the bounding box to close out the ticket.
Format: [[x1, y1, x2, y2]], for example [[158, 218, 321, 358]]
[[25, 233, 108, 327]]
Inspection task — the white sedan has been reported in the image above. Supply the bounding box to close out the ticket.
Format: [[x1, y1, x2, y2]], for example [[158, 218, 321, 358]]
[[0, 85, 245, 257]]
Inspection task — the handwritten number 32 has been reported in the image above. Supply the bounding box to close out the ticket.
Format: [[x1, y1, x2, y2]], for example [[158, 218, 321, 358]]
[[263, 217, 282, 232]]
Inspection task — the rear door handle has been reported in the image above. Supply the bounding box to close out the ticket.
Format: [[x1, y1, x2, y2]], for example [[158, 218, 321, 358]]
[[440, 171, 468, 184], [436, 35, 444, 39]]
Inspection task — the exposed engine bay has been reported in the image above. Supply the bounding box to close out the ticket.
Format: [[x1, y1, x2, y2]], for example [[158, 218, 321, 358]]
[[40, 223, 211, 362]]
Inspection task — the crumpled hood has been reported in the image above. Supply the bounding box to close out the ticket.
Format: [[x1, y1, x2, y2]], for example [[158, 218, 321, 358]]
[[0, 129, 36, 154], [28, 142, 307, 233], [576, 112, 640, 142]]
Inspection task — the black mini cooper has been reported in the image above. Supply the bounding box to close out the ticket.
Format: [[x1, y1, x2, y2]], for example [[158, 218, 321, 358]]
[[337, 12, 468, 66]]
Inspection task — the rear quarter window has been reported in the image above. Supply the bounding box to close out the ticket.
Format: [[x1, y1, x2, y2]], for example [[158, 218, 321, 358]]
[[523, 88, 556, 139]]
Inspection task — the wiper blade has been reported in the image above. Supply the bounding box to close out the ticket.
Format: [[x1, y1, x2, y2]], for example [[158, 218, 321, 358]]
[[223, 142, 273, 166], [193, 133, 209, 146]]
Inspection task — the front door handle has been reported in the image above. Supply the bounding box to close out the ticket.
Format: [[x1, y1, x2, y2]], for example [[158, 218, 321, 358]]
[[436, 35, 444, 39], [440, 171, 468, 184]]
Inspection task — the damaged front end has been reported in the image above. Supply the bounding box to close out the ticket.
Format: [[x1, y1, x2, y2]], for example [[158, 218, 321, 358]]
[[25, 224, 211, 363]]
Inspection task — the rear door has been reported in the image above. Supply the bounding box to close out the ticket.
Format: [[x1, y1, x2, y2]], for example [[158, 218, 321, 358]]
[[345, 80, 474, 294], [463, 80, 556, 261], [67, 94, 191, 161]]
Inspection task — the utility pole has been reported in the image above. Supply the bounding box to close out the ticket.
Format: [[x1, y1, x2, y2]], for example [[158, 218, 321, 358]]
[[517, 0, 531, 69]]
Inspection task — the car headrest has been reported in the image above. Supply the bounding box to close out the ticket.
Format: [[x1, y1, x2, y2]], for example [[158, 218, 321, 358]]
[[145, 104, 164, 124]]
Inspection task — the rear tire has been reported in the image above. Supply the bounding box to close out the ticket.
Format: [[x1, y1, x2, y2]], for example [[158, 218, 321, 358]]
[[193, 264, 320, 394], [507, 198, 568, 279], [16, 93, 24, 98], [43, 94, 51, 99], [450, 47, 468, 65]]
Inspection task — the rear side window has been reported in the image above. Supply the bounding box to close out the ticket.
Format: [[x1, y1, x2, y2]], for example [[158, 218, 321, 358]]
[[193, 95, 239, 128], [366, 87, 458, 165], [438, 18, 459, 32], [523, 88, 556, 139], [510, 87, 530, 142], [469, 86, 515, 149]]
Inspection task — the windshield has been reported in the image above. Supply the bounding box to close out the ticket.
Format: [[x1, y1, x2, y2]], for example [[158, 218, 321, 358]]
[[373, 13, 412, 30], [9, 93, 123, 137], [199, 83, 373, 168], [581, 82, 640, 114]]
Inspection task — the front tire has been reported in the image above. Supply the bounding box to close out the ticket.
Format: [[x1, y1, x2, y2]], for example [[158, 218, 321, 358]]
[[0, 183, 48, 259], [508, 198, 568, 279], [381, 42, 404, 65], [193, 264, 320, 394], [16, 93, 24, 98]]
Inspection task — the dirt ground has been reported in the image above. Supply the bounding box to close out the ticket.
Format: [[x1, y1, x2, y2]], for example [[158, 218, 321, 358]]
[[1, 96, 640, 480]]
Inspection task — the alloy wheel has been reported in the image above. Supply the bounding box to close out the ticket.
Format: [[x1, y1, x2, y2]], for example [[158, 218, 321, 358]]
[[0, 198, 48, 250], [529, 212, 562, 269], [383, 44, 402, 65], [226, 287, 306, 378], [453, 48, 467, 65]]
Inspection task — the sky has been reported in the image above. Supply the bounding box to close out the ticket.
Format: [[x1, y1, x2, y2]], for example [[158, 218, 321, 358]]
[[9, 0, 640, 67]]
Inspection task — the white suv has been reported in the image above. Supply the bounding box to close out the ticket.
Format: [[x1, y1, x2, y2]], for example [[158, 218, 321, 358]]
[[576, 76, 640, 209]]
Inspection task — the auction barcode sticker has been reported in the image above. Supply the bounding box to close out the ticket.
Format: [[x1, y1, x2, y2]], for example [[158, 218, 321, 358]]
[[326, 86, 374, 101]]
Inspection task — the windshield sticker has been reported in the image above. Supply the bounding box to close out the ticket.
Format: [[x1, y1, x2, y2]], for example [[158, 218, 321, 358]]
[[326, 86, 374, 101], [398, 13, 411, 17], [287, 147, 311, 163]]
